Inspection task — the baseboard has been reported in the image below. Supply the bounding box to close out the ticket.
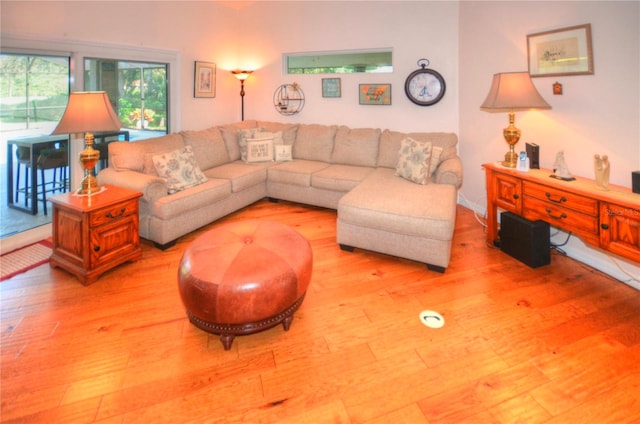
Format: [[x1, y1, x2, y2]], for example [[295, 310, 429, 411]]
[[457, 196, 640, 290], [550, 230, 640, 290], [0, 223, 52, 255]]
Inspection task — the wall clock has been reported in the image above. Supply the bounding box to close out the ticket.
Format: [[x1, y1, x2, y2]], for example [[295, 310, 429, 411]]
[[404, 59, 446, 106]]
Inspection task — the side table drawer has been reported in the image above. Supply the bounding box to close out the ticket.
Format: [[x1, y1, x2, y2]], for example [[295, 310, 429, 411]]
[[523, 195, 599, 236], [523, 182, 598, 215], [89, 199, 138, 227]]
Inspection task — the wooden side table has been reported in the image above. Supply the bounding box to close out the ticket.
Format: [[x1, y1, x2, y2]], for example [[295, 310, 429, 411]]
[[49, 184, 143, 285]]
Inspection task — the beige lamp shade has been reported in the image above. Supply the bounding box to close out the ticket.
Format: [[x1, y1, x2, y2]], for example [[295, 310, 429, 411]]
[[480, 72, 551, 111], [52, 91, 122, 135], [51, 91, 122, 195], [481, 72, 550, 168], [232, 70, 253, 81]]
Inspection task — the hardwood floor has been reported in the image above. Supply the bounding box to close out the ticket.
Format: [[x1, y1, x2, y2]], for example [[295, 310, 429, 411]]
[[1, 200, 639, 423]]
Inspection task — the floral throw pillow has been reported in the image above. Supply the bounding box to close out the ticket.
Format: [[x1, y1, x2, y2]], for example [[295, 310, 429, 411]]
[[152, 146, 208, 194], [395, 137, 433, 184]]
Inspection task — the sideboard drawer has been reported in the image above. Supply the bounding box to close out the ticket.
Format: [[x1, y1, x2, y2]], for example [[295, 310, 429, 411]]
[[523, 195, 599, 236], [523, 181, 598, 215]]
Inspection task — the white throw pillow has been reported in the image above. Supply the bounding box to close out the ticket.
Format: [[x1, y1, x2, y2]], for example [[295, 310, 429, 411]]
[[152, 146, 208, 194], [274, 144, 292, 161], [395, 137, 433, 184], [245, 138, 274, 163]]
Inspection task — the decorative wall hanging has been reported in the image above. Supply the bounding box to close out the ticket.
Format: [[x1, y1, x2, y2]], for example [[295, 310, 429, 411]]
[[194, 61, 216, 98], [322, 78, 341, 98], [527, 24, 593, 77], [274, 83, 305, 115], [359, 84, 391, 105], [404, 58, 446, 106]]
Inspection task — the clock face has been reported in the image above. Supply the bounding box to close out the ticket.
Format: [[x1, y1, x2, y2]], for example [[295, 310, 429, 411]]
[[405, 68, 446, 106]]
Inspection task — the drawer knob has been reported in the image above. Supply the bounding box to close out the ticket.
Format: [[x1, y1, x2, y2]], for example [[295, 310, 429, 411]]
[[513, 194, 519, 200], [93, 245, 101, 252], [545, 208, 567, 220], [545, 192, 567, 203], [601, 223, 609, 230]]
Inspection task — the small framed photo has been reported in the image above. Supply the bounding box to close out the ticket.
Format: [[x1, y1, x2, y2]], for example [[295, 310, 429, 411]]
[[194, 61, 216, 98], [527, 24, 593, 77], [359, 84, 391, 105], [322, 78, 341, 98]]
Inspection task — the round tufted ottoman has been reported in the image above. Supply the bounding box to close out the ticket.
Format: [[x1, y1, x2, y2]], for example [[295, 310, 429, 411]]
[[178, 220, 313, 350]]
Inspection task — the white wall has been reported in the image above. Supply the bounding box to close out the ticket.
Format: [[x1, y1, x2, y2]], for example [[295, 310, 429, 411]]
[[1, 1, 459, 132], [459, 1, 640, 286], [234, 1, 459, 132]]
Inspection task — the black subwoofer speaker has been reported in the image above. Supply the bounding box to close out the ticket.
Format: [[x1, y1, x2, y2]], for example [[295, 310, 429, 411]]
[[500, 212, 550, 268]]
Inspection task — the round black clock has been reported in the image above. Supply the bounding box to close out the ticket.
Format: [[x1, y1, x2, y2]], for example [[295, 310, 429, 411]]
[[404, 59, 446, 106]]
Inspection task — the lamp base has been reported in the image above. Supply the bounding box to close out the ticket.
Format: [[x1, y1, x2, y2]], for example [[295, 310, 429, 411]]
[[502, 150, 518, 168], [77, 175, 100, 195]]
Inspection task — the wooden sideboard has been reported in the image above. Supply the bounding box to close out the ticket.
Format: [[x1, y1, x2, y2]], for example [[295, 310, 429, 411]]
[[484, 162, 640, 263]]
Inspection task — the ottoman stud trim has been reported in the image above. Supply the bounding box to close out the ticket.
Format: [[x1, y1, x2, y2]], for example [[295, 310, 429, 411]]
[[186, 294, 306, 350]]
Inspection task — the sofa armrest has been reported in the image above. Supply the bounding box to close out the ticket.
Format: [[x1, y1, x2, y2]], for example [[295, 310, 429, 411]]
[[433, 156, 463, 188], [98, 168, 167, 202]]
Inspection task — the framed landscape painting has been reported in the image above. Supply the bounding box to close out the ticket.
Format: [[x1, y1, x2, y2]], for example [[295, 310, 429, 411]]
[[527, 24, 593, 77]]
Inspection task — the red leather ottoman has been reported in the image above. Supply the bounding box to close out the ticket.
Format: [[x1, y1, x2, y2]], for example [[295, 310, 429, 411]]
[[178, 220, 313, 350]]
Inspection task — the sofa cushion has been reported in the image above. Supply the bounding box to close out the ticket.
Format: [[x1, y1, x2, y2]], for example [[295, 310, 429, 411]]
[[219, 120, 258, 161], [141, 133, 186, 175], [395, 137, 433, 184], [150, 178, 231, 220], [268, 160, 330, 187], [257, 121, 298, 145], [152, 146, 208, 194], [331, 126, 380, 167], [109, 133, 184, 173], [293, 124, 337, 162], [338, 168, 457, 241], [204, 161, 268, 193], [109, 141, 145, 172], [181, 127, 230, 170], [311, 164, 375, 192], [378, 130, 457, 170]]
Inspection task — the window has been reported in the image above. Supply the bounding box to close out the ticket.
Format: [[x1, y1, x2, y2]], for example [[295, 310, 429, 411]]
[[84, 59, 168, 136], [0, 53, 70, 134], [285, 49, 393, 74]]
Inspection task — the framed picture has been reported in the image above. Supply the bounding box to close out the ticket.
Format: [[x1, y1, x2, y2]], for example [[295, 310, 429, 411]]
[[527, 24, 593, 77], [359, 84, 391, 105], [194, 61, 216, 98], [322, 78, 341, 98]]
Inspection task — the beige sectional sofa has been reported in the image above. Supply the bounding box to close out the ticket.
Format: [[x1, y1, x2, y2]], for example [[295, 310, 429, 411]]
[[97, 120, 463, 272]]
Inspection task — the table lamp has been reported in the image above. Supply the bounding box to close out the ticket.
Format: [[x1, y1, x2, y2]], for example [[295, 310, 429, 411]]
[[52, 91, 122, 194], [480, 72, 550, 168], [231, 70, 253, 121]]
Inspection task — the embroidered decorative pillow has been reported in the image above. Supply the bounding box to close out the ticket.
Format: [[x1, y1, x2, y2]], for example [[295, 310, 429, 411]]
[[238, 127, 267, 161], [245, 138, 274, 163], [395, 137, 433, 184], [152, 146, 208, 194]]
